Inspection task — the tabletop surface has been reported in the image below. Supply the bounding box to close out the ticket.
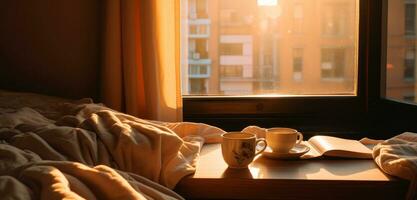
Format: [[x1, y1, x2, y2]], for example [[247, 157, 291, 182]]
[[175, 144, 409, 200], [190, 143, 391, 180]]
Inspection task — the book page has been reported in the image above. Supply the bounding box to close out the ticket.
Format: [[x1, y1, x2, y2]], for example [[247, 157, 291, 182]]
[[307, 135, 373, 159], [300, 141, 322, 159]]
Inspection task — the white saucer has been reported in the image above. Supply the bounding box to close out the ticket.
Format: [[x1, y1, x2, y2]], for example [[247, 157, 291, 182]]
[[262, 144, 310, 159]]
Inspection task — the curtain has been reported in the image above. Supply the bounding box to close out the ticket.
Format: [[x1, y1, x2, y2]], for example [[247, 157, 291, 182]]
[[101, 0, 182, 122]]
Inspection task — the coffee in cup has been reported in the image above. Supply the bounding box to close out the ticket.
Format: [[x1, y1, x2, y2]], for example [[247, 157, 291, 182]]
[[221, 132, 267, 168], [265, 128, 303, 153]]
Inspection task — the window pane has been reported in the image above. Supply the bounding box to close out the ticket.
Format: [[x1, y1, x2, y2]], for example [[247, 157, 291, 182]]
[[405, 3, 416, 36], [386, 0, 417, 104], [220, 65, 243, 78], [181, 0, 358, 96], [293, 48, 303, 81], [321, 48, 346, 80]]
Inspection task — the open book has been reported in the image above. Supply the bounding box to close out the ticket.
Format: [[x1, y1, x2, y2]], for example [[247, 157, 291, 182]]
[[301, 135, 373, 159]]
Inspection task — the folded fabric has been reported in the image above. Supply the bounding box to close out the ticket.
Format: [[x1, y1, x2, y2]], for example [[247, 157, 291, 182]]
[[373, 132, 417, 200], [150, 120, 224, 144], [242, 125, 266, 138]]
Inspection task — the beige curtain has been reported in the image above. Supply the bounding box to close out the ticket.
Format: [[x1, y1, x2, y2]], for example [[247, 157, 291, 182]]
[[101, 0, 182, 122]]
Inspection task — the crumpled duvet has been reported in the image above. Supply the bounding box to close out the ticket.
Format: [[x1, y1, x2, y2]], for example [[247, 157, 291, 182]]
[[373, 132, 417, 200], [0, 91, 224, 199]]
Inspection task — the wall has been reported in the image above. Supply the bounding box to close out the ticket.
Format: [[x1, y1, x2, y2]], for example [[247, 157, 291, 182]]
[[0, 0, 100, 100]]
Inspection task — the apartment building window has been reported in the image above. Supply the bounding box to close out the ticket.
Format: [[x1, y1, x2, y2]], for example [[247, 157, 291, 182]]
[[189, 25, 208, 35], [405, 2, 416, 36], [321, 48, 345, 80], [293, 48, 303, 81], [189, 79, 207, 94], [189, 64, 210, 77], [180, 0, 362, 131], [404, 48, 415, 81], [189, 39, 208, 59], [220, 65, 243, 78], [220, 43, 243, 55]]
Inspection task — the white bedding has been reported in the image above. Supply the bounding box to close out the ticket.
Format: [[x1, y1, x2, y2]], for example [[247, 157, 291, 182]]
[[0, 90, 225, 199]]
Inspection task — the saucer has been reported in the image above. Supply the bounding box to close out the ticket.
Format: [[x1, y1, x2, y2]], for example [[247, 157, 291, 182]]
[[262, 144, 310, 159]]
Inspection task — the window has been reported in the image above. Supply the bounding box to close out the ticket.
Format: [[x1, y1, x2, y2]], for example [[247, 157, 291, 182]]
[[180, 0, 363, 131], [189, 64, 210, 78], [220, 43, 243, 55], [321, 48, 346, 80], [189, 79, 207, 94], [188, 39, 208, 59], [404, 48, 415, 81], [293, 48, 303, 81], [189, 25, 209, 35], [220, 65, 243, 78], [386, 0, 417, 105], [181, 0, 358, 96], [405, 2, 416, 36], [368, 0, 417, 137]]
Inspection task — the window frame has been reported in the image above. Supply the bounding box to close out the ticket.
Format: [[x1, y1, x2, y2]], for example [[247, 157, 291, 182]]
[[181, 0, 416, 137], [368, 0, 417, 138]]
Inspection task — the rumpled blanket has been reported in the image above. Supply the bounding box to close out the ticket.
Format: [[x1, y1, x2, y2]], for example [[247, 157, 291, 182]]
[[0, 91, 225, 199], [373, 132, 417, 200]]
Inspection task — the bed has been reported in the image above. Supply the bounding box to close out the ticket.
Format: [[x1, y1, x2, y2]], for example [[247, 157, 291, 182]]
[[0, 90, 224, 199]]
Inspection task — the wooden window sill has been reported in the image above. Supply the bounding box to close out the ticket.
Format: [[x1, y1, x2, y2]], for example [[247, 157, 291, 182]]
[[175, 144, 409, 200]]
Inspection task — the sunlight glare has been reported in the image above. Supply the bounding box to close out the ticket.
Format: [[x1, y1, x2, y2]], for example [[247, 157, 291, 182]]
[[257, 0, 278, 6]]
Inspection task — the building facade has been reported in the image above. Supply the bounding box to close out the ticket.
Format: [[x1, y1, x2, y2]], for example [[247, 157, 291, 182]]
[[181, 0, 416, 103], [386, 0, 417, 102]]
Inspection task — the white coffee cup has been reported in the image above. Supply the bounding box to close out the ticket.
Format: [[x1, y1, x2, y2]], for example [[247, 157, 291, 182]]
[[265, 128, 303, 153], [221, 132, 267, 168]]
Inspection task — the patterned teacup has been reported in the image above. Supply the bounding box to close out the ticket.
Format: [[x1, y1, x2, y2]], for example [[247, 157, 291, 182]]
[[221, 132, 267, 168]]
